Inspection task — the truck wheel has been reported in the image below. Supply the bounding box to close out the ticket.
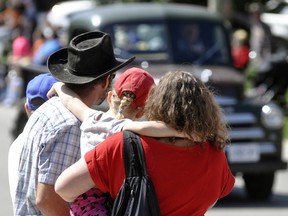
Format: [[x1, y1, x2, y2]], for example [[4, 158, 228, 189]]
[[243, 172, 274, 200]]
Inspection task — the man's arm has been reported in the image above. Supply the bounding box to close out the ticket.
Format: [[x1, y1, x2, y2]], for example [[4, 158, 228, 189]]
[[36, 124, 81, 215], [47, 82, 95, 122], [123, 121, 185, 137], [36, 183, 70, 216]]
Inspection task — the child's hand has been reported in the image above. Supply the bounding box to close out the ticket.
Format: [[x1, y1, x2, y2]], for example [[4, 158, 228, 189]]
[[47, 82, 64, 98]]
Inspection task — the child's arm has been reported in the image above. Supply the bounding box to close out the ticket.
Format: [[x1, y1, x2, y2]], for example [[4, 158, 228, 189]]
[[47, 82, 95, 122], [123, 121, 185, 138]]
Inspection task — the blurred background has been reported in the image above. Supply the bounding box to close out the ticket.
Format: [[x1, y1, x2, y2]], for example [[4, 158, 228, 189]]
[[0, 0, 287, 215]]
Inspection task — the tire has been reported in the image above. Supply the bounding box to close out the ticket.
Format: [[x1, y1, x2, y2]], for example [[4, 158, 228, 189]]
[[243, 172, 274, 201]]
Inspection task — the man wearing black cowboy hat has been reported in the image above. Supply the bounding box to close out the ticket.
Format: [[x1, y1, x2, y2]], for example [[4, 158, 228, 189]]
[[11, 31, 134, 215]]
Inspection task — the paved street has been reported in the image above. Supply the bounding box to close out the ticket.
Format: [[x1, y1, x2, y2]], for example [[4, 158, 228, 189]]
[[0, 105, 16, 215], [1, 104, 287, 215]]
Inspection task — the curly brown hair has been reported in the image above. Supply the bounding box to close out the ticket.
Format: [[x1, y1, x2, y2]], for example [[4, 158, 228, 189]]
[[144, 70, 229, 150]]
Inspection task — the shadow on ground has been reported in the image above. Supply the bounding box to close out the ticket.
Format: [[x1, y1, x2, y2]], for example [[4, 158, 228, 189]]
[[215, 186, 288, 208]]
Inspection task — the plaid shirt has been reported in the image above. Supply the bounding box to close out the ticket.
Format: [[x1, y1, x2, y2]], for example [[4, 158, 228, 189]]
[[12, 97, 81, 215]]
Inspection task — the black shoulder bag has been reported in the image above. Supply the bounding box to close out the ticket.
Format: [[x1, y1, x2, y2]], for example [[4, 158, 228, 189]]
[[110, 130, 161, 216]]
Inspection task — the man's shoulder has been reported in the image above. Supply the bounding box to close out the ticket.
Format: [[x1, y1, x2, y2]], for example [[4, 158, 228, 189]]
[[30, 97, 80, 126], [39, 97, 72, 114], [44, 96, 63, 106]]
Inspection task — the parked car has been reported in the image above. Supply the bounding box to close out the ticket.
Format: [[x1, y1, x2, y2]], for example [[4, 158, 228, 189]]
[[46, 0, 98, 29], [14, 2, 287, 200], [262, 0, 288, 41]]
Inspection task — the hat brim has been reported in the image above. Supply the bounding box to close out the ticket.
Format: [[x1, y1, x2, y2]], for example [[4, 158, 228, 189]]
[[47, 48, 135, 84]]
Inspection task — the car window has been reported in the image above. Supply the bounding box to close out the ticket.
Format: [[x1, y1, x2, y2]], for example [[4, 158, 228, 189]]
[[169, 20, 231, 65], [105, 22, 169, 62], [113, 24, 167, 52], [103, 19, 231, 66]]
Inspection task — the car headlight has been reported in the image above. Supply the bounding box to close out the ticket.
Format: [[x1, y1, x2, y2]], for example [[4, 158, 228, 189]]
[[261, 103, 284, 129]]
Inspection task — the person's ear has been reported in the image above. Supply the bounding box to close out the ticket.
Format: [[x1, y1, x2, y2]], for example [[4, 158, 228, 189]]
[[24, 102, 29, 113], [102, 75, 111, 89], [135, 107, 145, 119], [107, 91, 113, 106], [24, 102, 31, 117]]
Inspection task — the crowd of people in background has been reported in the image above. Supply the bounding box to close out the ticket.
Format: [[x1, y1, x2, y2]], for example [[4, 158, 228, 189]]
[[0, 0, 64, 107]]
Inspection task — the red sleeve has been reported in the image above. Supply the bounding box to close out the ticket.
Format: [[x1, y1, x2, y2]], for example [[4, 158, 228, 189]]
[[84, 132, 126, 198], [219, 155, 235, 198]]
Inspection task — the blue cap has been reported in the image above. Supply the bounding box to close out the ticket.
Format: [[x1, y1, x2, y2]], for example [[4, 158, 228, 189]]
[[26, 73, 57, 110]]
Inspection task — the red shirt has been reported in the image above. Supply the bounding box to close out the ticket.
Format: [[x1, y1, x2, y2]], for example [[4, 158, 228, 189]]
[[232, 46, 250, 70], [85, 132, 235, 216]]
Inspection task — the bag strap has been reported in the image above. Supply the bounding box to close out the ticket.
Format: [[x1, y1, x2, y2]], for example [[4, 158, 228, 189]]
[[123, 130, 147, 177]]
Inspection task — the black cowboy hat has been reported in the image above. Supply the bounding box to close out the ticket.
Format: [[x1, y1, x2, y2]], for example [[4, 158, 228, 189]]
[[47, 31, 135, 84]]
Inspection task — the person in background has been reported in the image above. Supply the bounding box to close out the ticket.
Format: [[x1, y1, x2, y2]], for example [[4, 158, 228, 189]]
[[2, 25, 31, 107], [55, 70, 235, 215], [48, 67, 185, 215], [9, 31, 134, 216], [231, 28, 250, 70], [31, 27, 45, 57], [8, 73, 57, 207], [176, 23, 205, 63], [31, 23, 63, 66], [248, 2, 272, 73]]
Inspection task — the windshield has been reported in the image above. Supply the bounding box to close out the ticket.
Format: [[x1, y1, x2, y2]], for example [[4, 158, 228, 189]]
[[169, 20, 231, 65], [106, 19, 231, 66]]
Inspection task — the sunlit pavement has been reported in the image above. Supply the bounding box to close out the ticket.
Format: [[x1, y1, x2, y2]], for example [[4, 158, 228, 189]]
[[0, 105, 17, 215]]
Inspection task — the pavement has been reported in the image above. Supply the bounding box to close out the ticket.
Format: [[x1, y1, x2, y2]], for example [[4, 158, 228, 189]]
[[0, 105, 17, 215]]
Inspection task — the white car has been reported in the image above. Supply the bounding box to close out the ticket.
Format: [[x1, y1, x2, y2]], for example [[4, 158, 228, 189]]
[[46, 0, 98, 28], [261, 0, 288, 41]]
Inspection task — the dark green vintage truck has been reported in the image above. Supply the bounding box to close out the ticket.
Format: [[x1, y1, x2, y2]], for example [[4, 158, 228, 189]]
[[15, 2, 287, 200]]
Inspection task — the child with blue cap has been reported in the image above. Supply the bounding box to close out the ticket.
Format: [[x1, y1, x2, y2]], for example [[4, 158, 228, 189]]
[[25, 73, 58, 115]]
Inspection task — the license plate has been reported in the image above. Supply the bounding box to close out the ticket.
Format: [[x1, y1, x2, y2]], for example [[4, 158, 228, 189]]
[[227, 144, 260, 163]]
